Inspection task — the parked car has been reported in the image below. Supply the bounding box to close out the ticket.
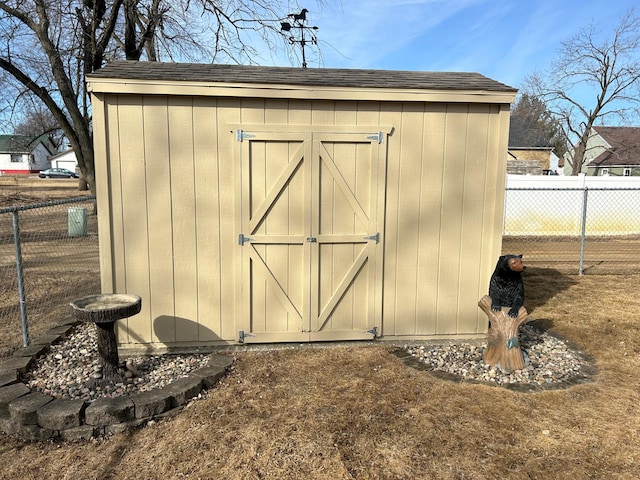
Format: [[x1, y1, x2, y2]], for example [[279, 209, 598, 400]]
[[38, 168, 79, 179]]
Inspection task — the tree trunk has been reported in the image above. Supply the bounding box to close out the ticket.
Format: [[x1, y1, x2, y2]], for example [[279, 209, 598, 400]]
[[95, 322, 121, 383], [478, 295, 530, 371]]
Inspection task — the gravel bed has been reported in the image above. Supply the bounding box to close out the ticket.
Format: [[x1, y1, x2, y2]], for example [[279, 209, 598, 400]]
[[23, 322, 591, 402], [404, 323, 589, 386], [24, 323, 212, 402]]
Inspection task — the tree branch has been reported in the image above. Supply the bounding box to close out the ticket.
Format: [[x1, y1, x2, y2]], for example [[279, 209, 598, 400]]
[[0, 56, 77, 144]]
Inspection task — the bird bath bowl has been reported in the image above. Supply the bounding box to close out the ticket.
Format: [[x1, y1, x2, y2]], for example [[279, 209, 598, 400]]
[[70, 294, 142, 385], [70, 293, 142, 323]]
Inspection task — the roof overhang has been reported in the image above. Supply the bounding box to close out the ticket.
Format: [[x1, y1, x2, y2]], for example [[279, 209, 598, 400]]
[[87, 77, 517, 104]]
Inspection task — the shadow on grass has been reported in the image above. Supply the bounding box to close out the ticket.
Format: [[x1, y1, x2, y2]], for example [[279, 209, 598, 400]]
[[523, 266, 579, 315]]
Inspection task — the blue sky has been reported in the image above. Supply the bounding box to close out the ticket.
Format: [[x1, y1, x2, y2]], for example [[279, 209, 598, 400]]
[[274, 0, 637, 90]]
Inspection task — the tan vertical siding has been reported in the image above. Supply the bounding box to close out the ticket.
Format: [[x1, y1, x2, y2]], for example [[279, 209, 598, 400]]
[[378, 103, 403, 336], [456, 104, 491, 333], [117, 96, 153, 343], [91, 94, 113, 294], [475, 104, 508, 330], [394, 102, 425, 333], [192, 97, 222, 341], [415, 103, 447, 335], [102, 99, 127, 331], [143, 96, 174, 343], [381, 102, 507, 338], [168, 97, 198, 342], [288, 100, 313, 125], [215, 99, 240, 342], [437, 104, 469, 334], [92, 90, 510, 349], [485, 104, 510, 292]]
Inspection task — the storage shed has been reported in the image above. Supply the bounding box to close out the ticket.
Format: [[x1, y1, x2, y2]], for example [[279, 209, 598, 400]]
[[87, 61, 517, 352]]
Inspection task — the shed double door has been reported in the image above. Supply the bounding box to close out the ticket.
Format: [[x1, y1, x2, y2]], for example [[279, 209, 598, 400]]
[[237, 127, 388, 343]]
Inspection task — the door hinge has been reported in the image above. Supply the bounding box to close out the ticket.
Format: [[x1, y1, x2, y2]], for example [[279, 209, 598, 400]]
[[238, 330, 256, 343], [236, 129, 256, 142], [367, 326, 378, 337], [238, 234, 254, 246], [364, 232, 380, 244], [366, 132, 383, 144]]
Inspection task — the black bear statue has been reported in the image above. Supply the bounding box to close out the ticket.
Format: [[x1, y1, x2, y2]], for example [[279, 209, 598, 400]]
[[488, 254, 526, 318]]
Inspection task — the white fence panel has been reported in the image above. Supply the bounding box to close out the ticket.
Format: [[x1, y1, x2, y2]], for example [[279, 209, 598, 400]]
[[504, 175, 640, 236]]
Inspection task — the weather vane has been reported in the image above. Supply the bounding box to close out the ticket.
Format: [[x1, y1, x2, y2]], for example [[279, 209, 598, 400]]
[[280, 8, 318, 68]]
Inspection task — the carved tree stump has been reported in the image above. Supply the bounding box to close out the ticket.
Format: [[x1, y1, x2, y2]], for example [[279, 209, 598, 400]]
[[478, 295, 529, 371]]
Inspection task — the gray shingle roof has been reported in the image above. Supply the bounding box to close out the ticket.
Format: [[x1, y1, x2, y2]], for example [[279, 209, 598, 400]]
[[88, 61, 517, 93], [589, 127, 640, 167]]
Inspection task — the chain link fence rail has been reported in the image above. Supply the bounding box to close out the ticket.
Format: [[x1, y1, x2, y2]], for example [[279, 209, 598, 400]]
[[2, 182, 639, 356], [503, 186, 640, 275], [0, 196, 100, 356]]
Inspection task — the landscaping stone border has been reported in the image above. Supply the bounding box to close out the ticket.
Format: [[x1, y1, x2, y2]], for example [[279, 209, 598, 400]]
[[0, 318, 232, 441]]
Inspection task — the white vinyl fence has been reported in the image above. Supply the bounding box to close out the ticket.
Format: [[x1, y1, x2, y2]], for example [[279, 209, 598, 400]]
[[504, 174, 640, 236], [503, 174, 640, 274]]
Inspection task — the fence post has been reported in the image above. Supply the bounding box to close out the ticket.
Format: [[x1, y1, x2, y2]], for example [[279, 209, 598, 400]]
[[11, 211, 29, 346], [579, 187, 588, 275]]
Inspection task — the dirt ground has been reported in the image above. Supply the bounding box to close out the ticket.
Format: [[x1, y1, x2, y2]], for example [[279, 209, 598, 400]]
[[1, 176, 639, 479], [502, 235, 640, 275], [0, 175, 88, 203]]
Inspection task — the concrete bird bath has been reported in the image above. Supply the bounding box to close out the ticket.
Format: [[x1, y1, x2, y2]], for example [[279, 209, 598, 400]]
[[70, 294, 142, 385]]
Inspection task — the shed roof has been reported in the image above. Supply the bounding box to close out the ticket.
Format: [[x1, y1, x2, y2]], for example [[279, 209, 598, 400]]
[[87, 61, 517, 104], [90, 61, 516, 92]]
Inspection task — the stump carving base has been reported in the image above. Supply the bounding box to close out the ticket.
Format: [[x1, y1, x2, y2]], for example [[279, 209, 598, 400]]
[[478, 295, 530, 371]]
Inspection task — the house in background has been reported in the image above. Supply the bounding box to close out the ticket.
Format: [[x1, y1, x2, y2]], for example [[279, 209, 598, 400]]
[[49, 147, 78, 173], [563, 126, 640, 176], [0, 135, 56, 174], [507, 146, 559, 175], [583, 127, 640, 176]]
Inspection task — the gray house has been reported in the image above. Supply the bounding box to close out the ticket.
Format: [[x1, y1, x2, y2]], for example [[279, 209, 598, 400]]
[[564, 126, 640, 176], [585, 127, 640, 176]]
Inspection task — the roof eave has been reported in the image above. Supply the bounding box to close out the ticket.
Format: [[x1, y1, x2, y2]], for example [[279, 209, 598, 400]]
[[86, 78, 517, 104]]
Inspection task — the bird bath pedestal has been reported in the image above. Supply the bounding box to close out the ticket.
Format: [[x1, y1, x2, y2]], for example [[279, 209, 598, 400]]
[[70, 294, 142, 385]]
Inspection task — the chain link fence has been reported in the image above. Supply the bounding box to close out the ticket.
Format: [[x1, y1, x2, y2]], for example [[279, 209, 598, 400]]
[[0, 196, 100, 357], [502, 186, 640, 274], [1, 185, 639, 357]]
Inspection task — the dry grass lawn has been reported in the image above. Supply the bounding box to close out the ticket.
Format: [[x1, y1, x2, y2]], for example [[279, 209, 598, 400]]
[[1, 176, 639, 479], [0, 175, 99, 358]]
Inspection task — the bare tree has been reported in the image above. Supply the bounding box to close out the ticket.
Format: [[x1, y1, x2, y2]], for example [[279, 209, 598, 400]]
[[0, 1, 318, 193], [526, 10, 640, 175], [13, 102, 65, 149]]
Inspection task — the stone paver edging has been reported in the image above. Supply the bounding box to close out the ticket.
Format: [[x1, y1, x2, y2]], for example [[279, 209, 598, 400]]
[[0, 319, 232, 441]]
